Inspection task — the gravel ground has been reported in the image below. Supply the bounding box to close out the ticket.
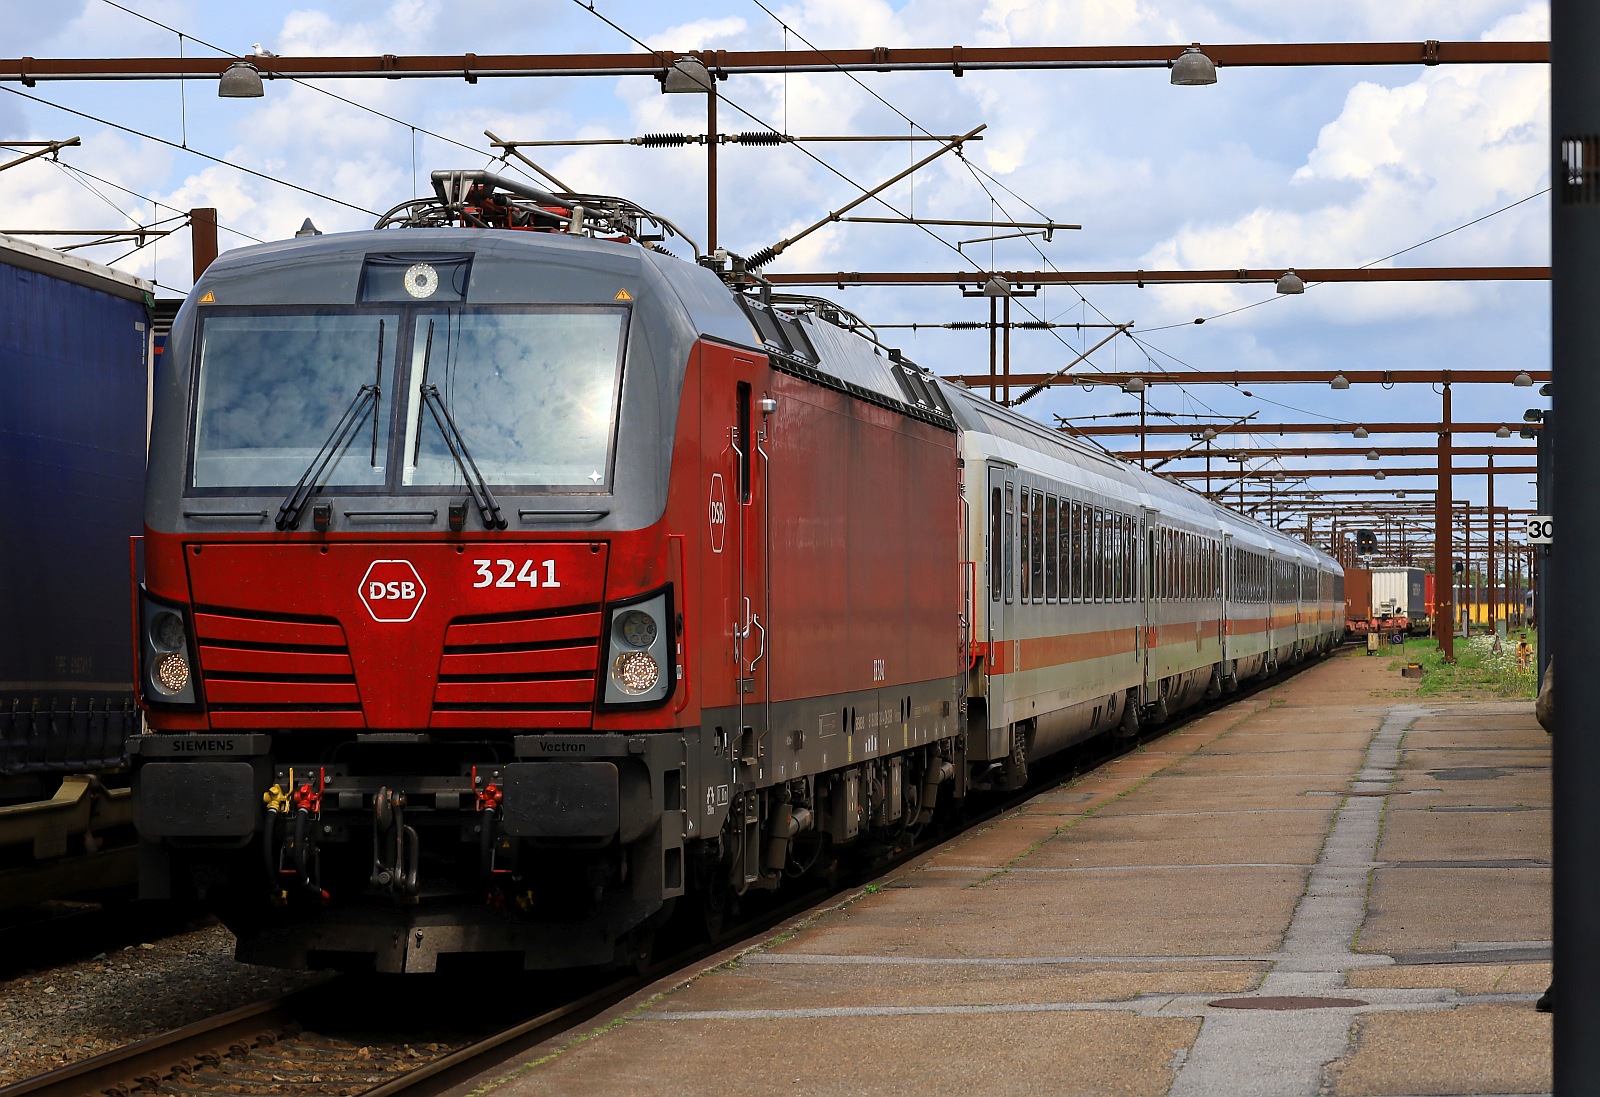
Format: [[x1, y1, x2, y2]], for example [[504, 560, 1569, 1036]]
[[0, 922, 328, 1086]]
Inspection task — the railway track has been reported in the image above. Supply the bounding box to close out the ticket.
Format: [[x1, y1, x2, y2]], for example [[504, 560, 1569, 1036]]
[[2, 651, 1337, 1097], [0, 975, 588, 1097]]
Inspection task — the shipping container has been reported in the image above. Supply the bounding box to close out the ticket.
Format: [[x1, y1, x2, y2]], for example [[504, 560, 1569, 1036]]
[[1343, 566, 1372, 635], [0, 231, 152, 904], [1371, 566, 1427, 625]]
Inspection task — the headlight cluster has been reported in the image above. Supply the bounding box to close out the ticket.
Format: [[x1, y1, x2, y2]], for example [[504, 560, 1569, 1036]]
[[602, 590, 673, 708], [612, 649, 661, 695], [142, 593, 199, 707]]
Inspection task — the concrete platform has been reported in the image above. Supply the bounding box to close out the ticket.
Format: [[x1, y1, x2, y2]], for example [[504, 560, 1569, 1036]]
[[464, 653, 1551, 1097]]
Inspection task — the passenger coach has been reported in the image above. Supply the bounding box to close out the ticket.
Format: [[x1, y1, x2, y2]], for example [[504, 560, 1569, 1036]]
[[951, 386, 1344, 786]]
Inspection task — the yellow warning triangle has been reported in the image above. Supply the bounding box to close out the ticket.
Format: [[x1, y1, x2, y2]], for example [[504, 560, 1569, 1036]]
[[614, 288, 632, 301], [198, 290, 215, 303]]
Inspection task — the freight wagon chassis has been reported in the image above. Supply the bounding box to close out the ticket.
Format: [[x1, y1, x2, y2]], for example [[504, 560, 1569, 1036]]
[[0, 774, 137, 908]]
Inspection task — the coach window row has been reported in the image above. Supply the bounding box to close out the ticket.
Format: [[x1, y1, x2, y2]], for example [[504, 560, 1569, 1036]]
[[1150, 526, 1222, 602], [1300, 565, 1321, 602], [1271, 558, 1300, 603], [1232, 547, 1269, 603], [1004, 484, 1138, 606]]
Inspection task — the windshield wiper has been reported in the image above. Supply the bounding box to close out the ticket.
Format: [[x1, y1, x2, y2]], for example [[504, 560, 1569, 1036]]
[[414, 319, 507, 530], [275, 321, 386, 531]]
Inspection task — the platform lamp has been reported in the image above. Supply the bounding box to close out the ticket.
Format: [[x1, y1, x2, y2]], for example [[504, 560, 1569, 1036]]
[[1513, 370, 1534, 387], [218, 60, 264, 98], [1170, 46, 1218, 86], [661, 57, 714, 93], [1277, 270, 1306, 295], [1352, 425, 1370, 439], [1330, 372, 1350, 389]]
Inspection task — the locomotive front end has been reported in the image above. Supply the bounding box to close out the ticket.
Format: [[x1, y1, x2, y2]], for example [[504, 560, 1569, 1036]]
[[132, 218, 724, 972]]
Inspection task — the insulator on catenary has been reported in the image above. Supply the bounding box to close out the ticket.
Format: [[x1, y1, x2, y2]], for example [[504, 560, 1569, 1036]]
[[1018, 321, 1052, 329], [946, 321, 982, 329], [634, 133, 693, 147], [732, 131, 788, 145], [745, 245, 780, 269]]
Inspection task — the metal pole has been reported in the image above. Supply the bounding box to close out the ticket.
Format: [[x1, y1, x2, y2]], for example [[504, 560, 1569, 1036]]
[[707, 91, 718, 255], [190, 206, 218, 280], [1435, 380, 1455, 659], [988, 296, 998, 402], [1538, 410, 1554, 674], [1488, 457, 1497, 629], [1003, 295, 1012, 405], [1504, 506, 1512, 625], [1551, 1, 1595, 1060], [1140, 389, 1147, 469]]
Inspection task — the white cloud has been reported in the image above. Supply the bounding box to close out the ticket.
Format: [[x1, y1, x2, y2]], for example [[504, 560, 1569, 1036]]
[[646, 16, 749, 50], [277, 0, 442, 55], [0, 0, 1554, 509], [1135, 28, 1548, 328]]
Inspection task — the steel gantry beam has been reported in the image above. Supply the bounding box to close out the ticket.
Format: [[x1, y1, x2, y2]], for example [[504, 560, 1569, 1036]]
[[946, 367, 1551, 388], [1163, 465, 1534, 479], [1066, 421, 1538, 437], [1121, 445, 1537, 461], [0, 41, 1548, 85], [769, 265, 1546, 288]]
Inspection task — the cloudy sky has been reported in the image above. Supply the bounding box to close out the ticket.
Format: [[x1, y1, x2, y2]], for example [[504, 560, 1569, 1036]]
[[2, 0, 1551, 522]]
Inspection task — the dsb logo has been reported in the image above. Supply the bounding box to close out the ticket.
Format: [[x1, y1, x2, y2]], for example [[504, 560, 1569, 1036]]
[[359, 559, 427, 623]]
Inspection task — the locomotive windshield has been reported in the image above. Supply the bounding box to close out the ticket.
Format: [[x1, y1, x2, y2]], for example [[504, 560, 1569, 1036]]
[[192, 312, 399, 490], [188, 306, 627, 493], [400, 308, 626, 490]]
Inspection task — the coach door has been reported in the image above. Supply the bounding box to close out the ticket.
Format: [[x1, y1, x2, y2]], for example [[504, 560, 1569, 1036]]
[[985, 463, 1015, 752], [1141, 507, 1159, 702], [1221, 533, 1234, 653], [704, 353, 770, 786]]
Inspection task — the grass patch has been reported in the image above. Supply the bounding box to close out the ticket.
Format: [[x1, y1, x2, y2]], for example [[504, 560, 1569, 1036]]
[[1386, 629, 1538, 697]]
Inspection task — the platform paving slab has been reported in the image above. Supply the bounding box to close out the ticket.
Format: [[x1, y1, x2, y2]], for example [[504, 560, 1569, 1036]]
[[500, 1012, 1202, 1097], [1347, 962, 1551, 996], [464, 652, 1551, 1097], [1325, 1004, 1551, 1096], [1377, 806, 1550, 864]]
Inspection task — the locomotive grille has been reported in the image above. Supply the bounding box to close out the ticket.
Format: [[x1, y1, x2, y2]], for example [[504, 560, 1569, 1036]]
[[193, 610, 362, 728], [431, 608, 603, 729]]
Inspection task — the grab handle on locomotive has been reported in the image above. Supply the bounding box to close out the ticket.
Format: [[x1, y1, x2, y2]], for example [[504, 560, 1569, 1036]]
[[749, 612, 766, 673]]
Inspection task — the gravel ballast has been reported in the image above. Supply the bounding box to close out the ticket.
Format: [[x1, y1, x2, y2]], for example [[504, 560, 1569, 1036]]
[[0, 922, 327, 1086]]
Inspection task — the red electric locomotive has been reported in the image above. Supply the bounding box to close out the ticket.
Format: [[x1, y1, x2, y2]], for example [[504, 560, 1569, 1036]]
[[131, 172, 966, 972], [132, 171, 1342, 974]]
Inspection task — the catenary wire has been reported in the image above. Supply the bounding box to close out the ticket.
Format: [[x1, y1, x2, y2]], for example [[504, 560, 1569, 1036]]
[[1138, 187, 1552, 334], [95, 0, 506, 172], [1, 85, 382, 216]]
